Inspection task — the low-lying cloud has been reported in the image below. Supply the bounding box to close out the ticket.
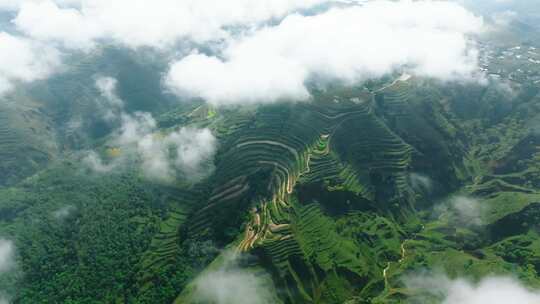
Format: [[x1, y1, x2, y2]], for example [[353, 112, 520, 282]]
[[435, 195, 484, 226], [52, 205, 76, 220], [450, 196, 483, 226], [0, 239, 15, 304], [0, 32, 60, 96], [84, 77, 217, 182], [191, 251, 278, 304], [491, 10, 518, 27], [1, 0, 337, 95], [163, 127, 217, 180], [166, 0, 485, 105], [133, 121, 217, 182], [0, 0, 78, 11], [95, 76, 123, 114], [0, 239, 14, 273], [1, 1, 487, 103], [83, 150, 118, 173], [409, 173, 433, 194], [11, 0, 336, 49], [406, 273, 540, 304]]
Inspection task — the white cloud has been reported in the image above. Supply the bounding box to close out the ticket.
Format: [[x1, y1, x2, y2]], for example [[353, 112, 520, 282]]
[[406, 274, 540, 304], [0, 32, 60, 95], [85, 113, 217, 182], [95, 76, 124, 120], [118, 112, 217, 181], [169, 127, 217, 178], [136, 133, 174, 181], [443, 277, 540, 304], [166, 0, 485, 105], [435, 195, 484, 226], [14, 1, 97, 49], [82, 150, 119, 173], [52, 205, 76, 219], [0, 239, 14, 274], [84, 77, 217, 181], [0, 240, 16, 303], [13, 0, 336, 49], [192, 251, 277, 304], [0, 0, 78, 11], [491, 10, 518, 27], [4, 1, 485, 101], [409, 173, 433, 194], [95, 76, 121, 106], [166, 51, 310, 105], [129, 121, 217, 182], [116, 112, 156, 145], [450, 196, 483, 226], [0, 0, 22, 10], [194, 270, 274, 304]]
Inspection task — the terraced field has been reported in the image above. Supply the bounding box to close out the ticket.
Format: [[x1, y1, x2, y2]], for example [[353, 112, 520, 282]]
[[136, 206, 189, 286], [0, 108, 18, 177], [176, 79, 487, 302], [0, 101, 58, 186], [3, 67, 540, 304], [174, 76, 540, 304]]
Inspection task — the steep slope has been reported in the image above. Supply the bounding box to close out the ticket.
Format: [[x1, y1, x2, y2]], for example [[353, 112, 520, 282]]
[[1, 73, 539, 304], [175, 78, 485, 303], [0, 93, 58, 186]]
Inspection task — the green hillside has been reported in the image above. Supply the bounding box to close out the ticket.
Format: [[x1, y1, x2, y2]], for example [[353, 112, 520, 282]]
[[0, 72, 539, 303]]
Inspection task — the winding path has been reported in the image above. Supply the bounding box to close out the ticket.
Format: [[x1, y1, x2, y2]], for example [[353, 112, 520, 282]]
[[382, 223, 424, 290]]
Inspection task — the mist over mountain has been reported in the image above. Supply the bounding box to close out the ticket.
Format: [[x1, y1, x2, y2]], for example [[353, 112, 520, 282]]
[[0, 1, 540, 303]]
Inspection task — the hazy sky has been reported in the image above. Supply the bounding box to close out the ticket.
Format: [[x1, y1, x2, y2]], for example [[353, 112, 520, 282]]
[[0, 0, 490, 105]]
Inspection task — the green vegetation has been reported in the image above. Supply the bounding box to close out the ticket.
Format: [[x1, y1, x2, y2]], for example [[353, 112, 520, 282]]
[[1, 69, 540, 303], [0, 164, 214, 303]]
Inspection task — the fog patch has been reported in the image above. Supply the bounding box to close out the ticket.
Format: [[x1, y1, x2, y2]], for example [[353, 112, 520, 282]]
[[405, 272, 540, 304], [435, 196, 484, 226], [529, 115, 540, 135], [116, 112, 156, 145], [191, 251, 279, 304], [409, 173, 433, 194], [84, 77, 217, 182], [0, 32, 61, 96], [52, 205, 76, 220], [85, 113, 217, 182], [0, 239, 15, 303], [138, 127, 217, 182], [169, 128, 217, 180], [83, 150, 120, 173], [493, 78, 517, 98], [451, 196, 483, 226], [95, 76, 124, 121], [0, 240, 14, 274], [491, 10, 518, 27]]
